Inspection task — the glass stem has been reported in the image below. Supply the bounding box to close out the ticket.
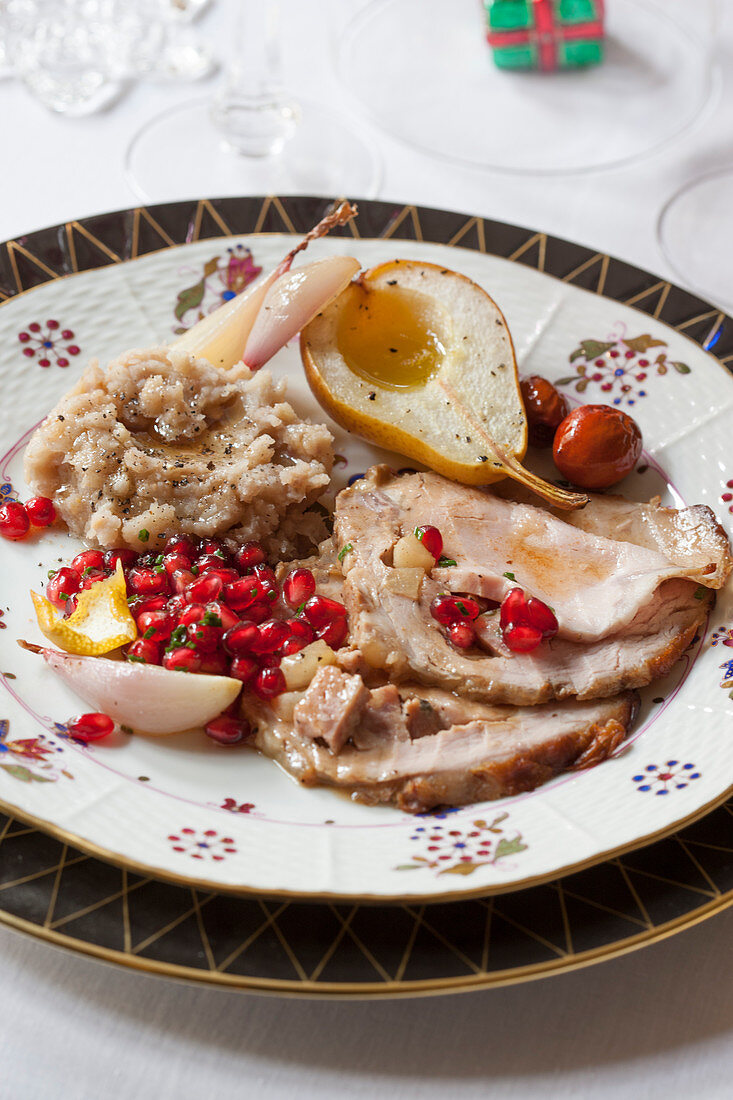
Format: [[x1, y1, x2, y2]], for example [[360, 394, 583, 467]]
[[210, 0, 298, 158]]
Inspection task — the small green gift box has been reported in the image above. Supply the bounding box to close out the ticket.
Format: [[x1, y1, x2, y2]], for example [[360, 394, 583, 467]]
[[485, 0, 605, 71]]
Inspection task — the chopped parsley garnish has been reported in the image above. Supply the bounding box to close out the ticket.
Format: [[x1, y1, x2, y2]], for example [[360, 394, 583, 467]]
[[138, 529, 150, 543], [338, 543, 354, 562], [201, 611, 222, 627], [166, 625, 187, 652], [436, 556, 457, 568], [213, 548, 225, 559], [503, 571, 516, 582]]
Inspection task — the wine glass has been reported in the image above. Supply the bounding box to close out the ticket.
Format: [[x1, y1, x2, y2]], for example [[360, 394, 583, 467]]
[[0, 0, 215, 114], [656, 2, 733, 307], [339, 0, 717, 176], [125, 0, 382, 202]]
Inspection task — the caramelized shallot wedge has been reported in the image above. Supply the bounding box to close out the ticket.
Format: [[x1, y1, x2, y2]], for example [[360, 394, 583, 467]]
[[171, 201, 358, 371], [243, 257, 361, 371], [19, 643, 241, 735]]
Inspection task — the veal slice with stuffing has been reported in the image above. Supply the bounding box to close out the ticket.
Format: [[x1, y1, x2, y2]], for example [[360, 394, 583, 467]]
[[243, 668, 639, 812], [334, 468, 729, 704]]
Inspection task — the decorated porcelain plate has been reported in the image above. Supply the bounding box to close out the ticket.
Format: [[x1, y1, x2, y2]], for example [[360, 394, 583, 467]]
[[0, 197, 730, 903]]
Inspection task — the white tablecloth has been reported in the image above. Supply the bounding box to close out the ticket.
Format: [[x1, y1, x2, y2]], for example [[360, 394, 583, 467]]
[[1, 2, 732, 1098]]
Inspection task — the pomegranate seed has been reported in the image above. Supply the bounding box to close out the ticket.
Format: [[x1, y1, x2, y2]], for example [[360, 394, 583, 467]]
[[79, 569, 106, 590], [499, 587, 528, 630], [447, 621, 475, 649], [164, 552, 193, 576], [250, 619, 290, 655], [165, 535, 198, 558], [316, 617, 349, 649], [205, 715, 252, 745], [178, 603, 206, 627], [138, 609, 175, 642], [130, 595, 167, 620], [126, 637, 162, 665], [282, 568, 316, 608], [430, 594, 479, 626], [280, 618, 315, 655], [414, 524, 443, 561], [525, 597, 558, 638], [194, 554, 230, 574], [0, 501, 29, 540], [127, 566, 169, 596], [162, 647, 202, 672], [105, 548, 139, 571], [252, 563, 277, 586], [205, 600, 239, 632], [201, 566, 239, 587], [243, 602, 271, 624], [503, 623, 544, 653], [166, 594, 187, 617], [71, 549, 105, 574], [223, 621, 259, 656], [234, 541, 266, 571], [47, 567, 81, 609], [201, 539, 227, 558], [303, 594, 348, 630], [199, 652, 232, 676], [187, 622, 220, 652], [229, 654, 259, 682], [67, 712, 115, 741], [223, 577, 264, 611], [25, 496, 56, 527], [185, 573, 223, 604], [251, 666, 286, 699], [171, 568, 196, 594]]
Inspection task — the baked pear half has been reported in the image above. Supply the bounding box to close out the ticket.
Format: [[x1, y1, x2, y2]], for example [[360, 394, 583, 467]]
[[301, 259, 587, 509]]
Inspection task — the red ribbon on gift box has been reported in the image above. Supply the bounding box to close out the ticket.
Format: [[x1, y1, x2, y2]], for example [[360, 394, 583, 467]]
[[487, 0, 605, 71]]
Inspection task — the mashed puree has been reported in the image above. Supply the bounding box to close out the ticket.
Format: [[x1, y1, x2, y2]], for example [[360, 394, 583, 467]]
[[24, 347, 334, 555]]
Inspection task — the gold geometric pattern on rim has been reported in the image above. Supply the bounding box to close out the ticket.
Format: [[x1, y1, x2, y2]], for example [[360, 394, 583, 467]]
[[1, 807, 732, 996]]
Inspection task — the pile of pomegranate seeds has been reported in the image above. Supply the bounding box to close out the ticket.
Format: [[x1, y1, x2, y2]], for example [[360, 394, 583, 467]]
[[0, 496, 56, 541], [44, 535, 350, 702], [429, 593, 481, 648], [499, 587, 558, 653], [430, 583, 558, 655]]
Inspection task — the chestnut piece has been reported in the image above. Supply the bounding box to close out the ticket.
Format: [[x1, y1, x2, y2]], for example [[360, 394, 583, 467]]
[[553, 405, 642, 490], [520, 375, 569, 447]]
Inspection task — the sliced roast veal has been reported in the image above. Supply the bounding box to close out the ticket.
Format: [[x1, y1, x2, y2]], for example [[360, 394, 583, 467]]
[[494, 480, 732, 588], [243, 670, 639, 813], [333, 468, 723, 704], [342, 469, 729, 643]]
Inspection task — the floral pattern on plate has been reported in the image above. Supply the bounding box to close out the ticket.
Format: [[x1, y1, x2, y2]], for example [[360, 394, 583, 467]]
[[556, 323, 691, 406], [396, 811, 528, 876]]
